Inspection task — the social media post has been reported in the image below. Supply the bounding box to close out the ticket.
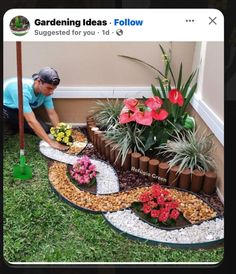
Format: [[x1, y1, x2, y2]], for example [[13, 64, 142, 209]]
[[3, 9, 224, 265]]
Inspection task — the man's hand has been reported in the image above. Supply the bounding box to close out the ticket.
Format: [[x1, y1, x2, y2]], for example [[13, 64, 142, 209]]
[[49, 140, 69, 151]]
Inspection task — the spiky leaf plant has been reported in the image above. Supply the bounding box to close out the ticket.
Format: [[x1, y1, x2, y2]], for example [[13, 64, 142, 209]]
[[105, 123, 146, 165], [91, 99, 123, 131], [157, 129, 216, 174]]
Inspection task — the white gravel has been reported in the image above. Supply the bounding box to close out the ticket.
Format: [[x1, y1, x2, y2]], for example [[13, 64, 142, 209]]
[[104, 209, 224, 245], [40, 139, 224, 246], [39, 140, 119, 194]]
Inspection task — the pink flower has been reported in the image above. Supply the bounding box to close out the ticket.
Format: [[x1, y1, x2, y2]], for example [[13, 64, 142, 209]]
[[119, 111, 136, 124], [151, 109, 168, 121], [145, 96, 163, 110], [168, 89, 184, 106], [124, 98, 139, 112], [134, 110, 153, 126]]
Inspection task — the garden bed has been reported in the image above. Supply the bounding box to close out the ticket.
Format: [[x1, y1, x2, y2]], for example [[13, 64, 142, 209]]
[[87, 116, 218, 196], [39, 127, 224, 248]]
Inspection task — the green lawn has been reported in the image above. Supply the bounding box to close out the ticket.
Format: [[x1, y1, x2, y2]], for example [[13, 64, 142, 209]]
[[3, 134, 224, 263]]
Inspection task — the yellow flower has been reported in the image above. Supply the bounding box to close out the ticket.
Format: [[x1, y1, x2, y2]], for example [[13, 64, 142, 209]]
[[63, 136, 69, 144], [58, 132, 65, 138], [65, 129, 71, 137], [50, 127, 55, 135], [56, 136, 62, 142]]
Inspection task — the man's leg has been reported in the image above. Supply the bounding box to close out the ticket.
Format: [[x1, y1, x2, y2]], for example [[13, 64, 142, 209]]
[[3, 106, 50, 135]]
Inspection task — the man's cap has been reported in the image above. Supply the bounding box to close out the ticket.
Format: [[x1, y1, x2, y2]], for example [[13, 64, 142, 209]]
[[32, 67, 60, 85]]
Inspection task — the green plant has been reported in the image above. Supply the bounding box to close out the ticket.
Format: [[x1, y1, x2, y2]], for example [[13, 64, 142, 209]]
[[105, 122, 146, 165], [15, 16, 23, 28], [91, 99, 123, 131], [157, 129, 216, 174], [50, 122, 73, 146], [119, 44, 198, 132]]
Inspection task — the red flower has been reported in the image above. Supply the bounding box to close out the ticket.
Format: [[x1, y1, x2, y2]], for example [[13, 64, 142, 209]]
[[169, 209, 180, 220], [158, 210, 169, 222], [139, 192, 150, 203], [151, 184, 162, 197], [142, 203, 152, 214], [124, 98, 139, 112], [151, 109, 168, 121], [157, 196, 165, 205], [147, 201, 158, 208], [119, 111, 135, 124], [134, 110, 153, 126], [150, 209, 160, 218], [168, 89, 184, 106], [145, 96, 163, 110]]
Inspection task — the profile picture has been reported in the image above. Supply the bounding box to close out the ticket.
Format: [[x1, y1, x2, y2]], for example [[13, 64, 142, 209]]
[[10, 15, 30, 36]]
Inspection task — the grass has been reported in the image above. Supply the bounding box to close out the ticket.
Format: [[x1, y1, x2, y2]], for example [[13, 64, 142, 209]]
[[3, 134, 224, 263]]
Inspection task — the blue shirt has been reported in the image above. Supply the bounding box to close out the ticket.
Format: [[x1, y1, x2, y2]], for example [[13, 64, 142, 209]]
[[3, 77, 54, 113]]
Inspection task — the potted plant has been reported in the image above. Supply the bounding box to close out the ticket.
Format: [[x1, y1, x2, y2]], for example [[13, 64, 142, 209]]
[[50, 122, 88, 154], [69, 156, 97, 188], [50, 122, 73, 146], [131, 184, 189, 229]]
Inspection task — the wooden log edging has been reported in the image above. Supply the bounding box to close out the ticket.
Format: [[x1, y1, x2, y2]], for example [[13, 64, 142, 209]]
[[86, 117, 217, 194]]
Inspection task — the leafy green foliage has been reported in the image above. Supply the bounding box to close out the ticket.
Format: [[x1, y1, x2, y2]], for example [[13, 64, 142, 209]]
[[91, 99, 123, 131], [157, 129, 216, 174], [105, 123, 146, 165], [117, 44, 199, 160], [3, 134, 223, 262]]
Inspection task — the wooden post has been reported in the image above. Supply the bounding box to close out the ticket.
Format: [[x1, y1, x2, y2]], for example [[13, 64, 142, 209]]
[[191, 169, 205, 193], [179, 168, 191, 190], [168, 166, 179, 187], [202, 171, 217, 194], [148, 159, 160, 182], [158, 162, 169, 185], [131, 152, 141, 170], [121, 149, 132, 171]]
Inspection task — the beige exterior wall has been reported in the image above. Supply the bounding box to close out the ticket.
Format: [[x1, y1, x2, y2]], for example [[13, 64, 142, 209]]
[[4, 41, 195, 86], [188, 105, 224, 198]]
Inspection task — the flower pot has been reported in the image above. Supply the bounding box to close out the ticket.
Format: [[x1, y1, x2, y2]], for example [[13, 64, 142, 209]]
[[179, 168, 191, 190], [202, 171, 217, 195], [94, 131, 103, 152], [100, 136, 107, 156], [104, 140, 111, 161], [168, 166, 179, 187], [190, 169, 205, 193]]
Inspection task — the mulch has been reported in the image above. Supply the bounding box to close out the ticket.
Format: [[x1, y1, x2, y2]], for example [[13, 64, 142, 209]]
[[78, 142, 224, 216]]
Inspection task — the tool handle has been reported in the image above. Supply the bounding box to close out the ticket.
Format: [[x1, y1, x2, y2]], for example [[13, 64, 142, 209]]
[[16, 41, 24, 150]]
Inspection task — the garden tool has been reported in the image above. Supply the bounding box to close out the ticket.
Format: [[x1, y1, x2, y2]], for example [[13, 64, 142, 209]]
[[13, 41, 32, 179]]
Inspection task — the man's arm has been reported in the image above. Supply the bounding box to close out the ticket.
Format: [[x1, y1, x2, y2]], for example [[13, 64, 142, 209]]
[[24, 111, 68, 150], [46, 108, 60, 127]]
